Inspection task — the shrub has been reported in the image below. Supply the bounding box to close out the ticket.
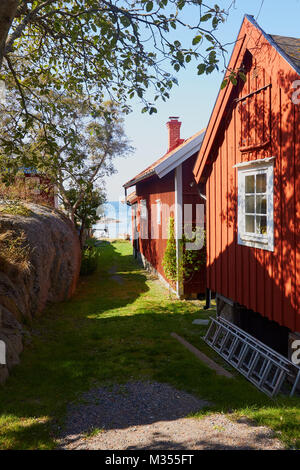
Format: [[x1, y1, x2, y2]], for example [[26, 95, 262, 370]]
[[162, 217, 206, 284], [162, 217, 177, 282], [0, 202, 33, 217], [80, 245, 100, 275]]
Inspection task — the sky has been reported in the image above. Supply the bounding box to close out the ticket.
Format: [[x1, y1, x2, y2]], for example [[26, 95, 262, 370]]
[[106, 0, 300, 202]]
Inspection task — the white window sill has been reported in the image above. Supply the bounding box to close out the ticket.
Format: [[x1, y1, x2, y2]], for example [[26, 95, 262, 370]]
[[240, 234, 268, 244], [238, 234, 274, 251]]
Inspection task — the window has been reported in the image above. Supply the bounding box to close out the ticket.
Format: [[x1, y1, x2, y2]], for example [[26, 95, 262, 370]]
[[237, 158, 274, 251]]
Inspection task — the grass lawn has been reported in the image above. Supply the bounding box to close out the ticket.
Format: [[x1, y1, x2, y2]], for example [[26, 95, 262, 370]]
[[0, 240, 299, 449]]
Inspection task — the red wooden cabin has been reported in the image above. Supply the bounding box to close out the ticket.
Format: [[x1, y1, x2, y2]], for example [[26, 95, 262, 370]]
[[0, 167, 57, 208], [124, 117, 206, 298], [193, 15, 300, 356]]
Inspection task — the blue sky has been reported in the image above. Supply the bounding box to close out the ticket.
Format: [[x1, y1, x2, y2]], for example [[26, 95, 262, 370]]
[[106, 0, 300, 201]]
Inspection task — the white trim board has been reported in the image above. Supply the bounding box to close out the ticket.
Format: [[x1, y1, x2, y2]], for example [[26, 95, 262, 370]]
[[175, 164, 183, 297], [233, 156, 275, 169], [156, 131, 205, 179]]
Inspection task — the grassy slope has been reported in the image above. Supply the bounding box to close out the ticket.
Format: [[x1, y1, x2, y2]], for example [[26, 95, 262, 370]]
[[0, 241, 299, 449]]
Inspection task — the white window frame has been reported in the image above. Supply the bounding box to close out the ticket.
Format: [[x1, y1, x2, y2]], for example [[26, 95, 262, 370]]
[[156, 199, 161, 225], [236, 158, 274, 251]]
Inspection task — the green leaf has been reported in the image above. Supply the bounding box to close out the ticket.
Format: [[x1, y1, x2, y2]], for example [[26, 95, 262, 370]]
[[146, 1, 153, 12], [192, 35, 202, 46], [220, 79, 228, 89], [197, 63, 206, 75], [120, 16, 131, 27], [200, 14, 212, 22]]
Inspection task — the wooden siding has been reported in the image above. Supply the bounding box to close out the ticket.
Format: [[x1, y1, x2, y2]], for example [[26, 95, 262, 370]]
[[136, 171, 175, 285], [199, 18, 300, 331], [135, 154, 206, 294]]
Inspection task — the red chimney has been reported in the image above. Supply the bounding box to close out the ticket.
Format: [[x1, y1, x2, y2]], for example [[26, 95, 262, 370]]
[[166, 116, 183, 152]]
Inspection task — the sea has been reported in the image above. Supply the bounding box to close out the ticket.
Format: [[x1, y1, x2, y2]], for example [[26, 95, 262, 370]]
[[93, 200, 131, 239]]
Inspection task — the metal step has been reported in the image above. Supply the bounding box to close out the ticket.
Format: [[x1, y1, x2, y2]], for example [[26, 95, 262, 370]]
[[204, 316, 300, 397]]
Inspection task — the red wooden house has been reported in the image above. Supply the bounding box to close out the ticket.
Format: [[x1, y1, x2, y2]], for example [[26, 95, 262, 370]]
[[193, 15, 300, 356], [124, 117, 206, 298], [0, 167, 58, 207]]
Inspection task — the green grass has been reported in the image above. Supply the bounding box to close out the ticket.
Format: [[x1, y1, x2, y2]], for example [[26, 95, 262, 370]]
[[0, 241, 299, 449]]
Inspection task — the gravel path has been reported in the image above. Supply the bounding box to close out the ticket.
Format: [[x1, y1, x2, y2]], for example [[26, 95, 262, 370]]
[[58, 381, 284, 450]]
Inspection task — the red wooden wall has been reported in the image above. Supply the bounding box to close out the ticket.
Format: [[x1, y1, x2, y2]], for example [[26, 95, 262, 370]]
[[182, 155, 206, 294], [136, 170, 175, 285], [134, 154, 206, 294], [199, 19, 300, 332]]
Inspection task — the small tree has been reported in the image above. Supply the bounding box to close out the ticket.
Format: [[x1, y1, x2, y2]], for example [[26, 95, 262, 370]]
[[163, 217, 206, 287], [0, 93, 133, 228], [162, 217, 177, 283], [65, 187, 106, 248]]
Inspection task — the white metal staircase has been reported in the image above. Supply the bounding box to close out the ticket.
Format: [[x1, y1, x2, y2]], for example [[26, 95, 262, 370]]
[[204, 316, 300, 397]]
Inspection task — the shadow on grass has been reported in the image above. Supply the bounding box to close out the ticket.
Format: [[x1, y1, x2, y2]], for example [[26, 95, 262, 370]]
[[0, 241, 299, 449]]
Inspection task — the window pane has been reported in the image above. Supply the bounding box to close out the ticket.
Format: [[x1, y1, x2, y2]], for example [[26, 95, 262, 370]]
[[245, 195, 255, 213], [256, 215, 267, 235], [256, 195, 267, 214], [256, 173, 266, 193], [245, 175, 255, 193], [245, 215, 255, 233]]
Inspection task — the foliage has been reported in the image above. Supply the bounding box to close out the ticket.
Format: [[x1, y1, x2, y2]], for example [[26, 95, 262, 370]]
[[0, 1, 233, 117], [162, 217, 177, 282], [66, 188, 105, 230], [0, 201, 32, 217], [0, 177, 54, 207], [0, 96, 132, 225], [0, 241, 298, 450], [65, 187, 106, 247], [162, 217, 206, 283], [181, 225, 206, 282], [80, 245, 101, 275]]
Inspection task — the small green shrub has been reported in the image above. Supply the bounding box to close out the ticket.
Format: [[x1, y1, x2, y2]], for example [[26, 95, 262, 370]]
[[0, 202, 33, 217], [162, 217, 177, 282], [162, 217, 206, 283], [80, 245, 100, 275]]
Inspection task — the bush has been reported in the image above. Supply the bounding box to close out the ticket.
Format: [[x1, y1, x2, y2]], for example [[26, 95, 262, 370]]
[[0, 202, 33, 217], [80, 245, 100, 275], [162, 217, 177, 282]]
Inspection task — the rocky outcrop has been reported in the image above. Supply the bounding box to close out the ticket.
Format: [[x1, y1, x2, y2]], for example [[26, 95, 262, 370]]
[[0, 203, 81, 383]]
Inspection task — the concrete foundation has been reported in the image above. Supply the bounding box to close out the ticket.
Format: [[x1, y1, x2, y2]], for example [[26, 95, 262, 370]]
[[216, 293, 290, 358]]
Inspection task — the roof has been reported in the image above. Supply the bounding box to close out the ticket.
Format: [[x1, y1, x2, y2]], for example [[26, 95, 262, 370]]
[[126, 191, 138, 206], [124, 128, 206, 189], [270, 35, 300, 73], [193, 15, 300, 183]]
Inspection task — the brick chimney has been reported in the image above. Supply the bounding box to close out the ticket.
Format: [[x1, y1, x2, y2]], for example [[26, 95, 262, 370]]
[[166, 116, 183, 152]]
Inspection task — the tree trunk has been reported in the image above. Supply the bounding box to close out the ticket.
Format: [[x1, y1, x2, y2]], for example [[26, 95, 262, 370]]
[[0, 0, 18, 70]]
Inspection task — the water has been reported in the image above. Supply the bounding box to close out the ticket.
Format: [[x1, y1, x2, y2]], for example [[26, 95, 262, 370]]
[[93, 201, 131, 239]]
